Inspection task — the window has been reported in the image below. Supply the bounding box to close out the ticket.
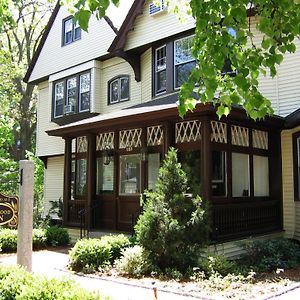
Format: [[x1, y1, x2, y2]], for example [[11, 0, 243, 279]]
[[212, 151, 227, 197], [96, 157, 114, 194], [253, 155, 269, 196], [148, 153, 160, 191], [119, 154, 141, 194], [63, 17, 81, 45], [54, 81, 64, 118], [75, 159, 87, 196], [293, 134, 300, 201], [53, 71, 90, 119], [155, 45, 167, 94], [232, 153, 250, 197], [174, 35, 196, 89], [108, 76, 130, 104], [153, 34, 195, 95]]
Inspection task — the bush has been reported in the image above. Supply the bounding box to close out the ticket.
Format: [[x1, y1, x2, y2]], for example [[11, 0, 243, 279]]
[[100, 234, 130, 263], [69, 239, 111, 272], [0, 229, 17, 252], [115, 245, 151, 277], [199, 255, 239, 277], [45, 226, 70, 246], [135, 148, 209, 272], [0, 265, 103, 299], [32, 229, 47, 249], [241, 238, 300, 272]]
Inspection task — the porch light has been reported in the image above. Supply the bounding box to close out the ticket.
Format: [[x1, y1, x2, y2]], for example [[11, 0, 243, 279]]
[[103, 149, 113, 165]]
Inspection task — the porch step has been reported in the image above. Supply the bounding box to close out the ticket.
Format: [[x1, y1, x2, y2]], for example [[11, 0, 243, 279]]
[[65, 227, 130, 244]]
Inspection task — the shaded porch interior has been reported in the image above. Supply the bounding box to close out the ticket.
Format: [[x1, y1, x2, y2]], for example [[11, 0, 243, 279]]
[[48, 103, 284, 242]]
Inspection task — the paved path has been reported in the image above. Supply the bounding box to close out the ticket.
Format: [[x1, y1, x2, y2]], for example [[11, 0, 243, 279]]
[[1, 250, 300, 300]]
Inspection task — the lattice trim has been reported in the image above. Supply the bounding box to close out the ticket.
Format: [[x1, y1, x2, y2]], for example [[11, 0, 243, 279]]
[[211, 121, 227, 143], [76, 136, 87, 153], [147, 125, 164, 146], [175, 120, 201, 144], [96, 132, 114, 151], [231, 125, 249, 147], [253, 129, 268, 150], [119, 128, 142, 149]]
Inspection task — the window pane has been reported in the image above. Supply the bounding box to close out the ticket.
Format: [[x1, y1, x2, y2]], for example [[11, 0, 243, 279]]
[[232, 153, 249, 197], [120, 77, 129, 100], [64, 19, 73, 44], [74, 24, 81, 40], [254, 156, 269, 196], [76, 159, 87, 195], [67, 77, 77, 109], [54, 82, 64, 117], [156, 46, 166, 71], [175, 36, 194, 64], [156, 70, 166, 93], [110, 79, 119, 103], [71, 160, 75, 200], [212, 151, 227, 196], [96, 157, 114, 193], [178, 150, 201, 195], [119, 154, 141, 194], [148, 153, 160, 191], [175, 60, 196, 88], [80, 73, 90, 111]]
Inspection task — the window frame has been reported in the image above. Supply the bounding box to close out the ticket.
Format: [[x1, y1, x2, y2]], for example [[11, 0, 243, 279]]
[[108, 75, 130, 105], [293, 132, 300, 201], [173, 35, 196, 89], [62, 16, 81, 46], [52, 70, 91, 120]]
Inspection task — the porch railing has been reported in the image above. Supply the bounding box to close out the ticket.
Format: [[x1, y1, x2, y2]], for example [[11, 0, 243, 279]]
[[211, 200, 281, 241]]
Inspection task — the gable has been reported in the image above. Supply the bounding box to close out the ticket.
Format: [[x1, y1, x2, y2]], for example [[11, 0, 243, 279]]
[[125, 0, 195, 51], [27, 5, 116, 83]]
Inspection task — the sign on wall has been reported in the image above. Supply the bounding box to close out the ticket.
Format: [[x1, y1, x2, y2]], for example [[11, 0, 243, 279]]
[[0, 193, 18, 227]]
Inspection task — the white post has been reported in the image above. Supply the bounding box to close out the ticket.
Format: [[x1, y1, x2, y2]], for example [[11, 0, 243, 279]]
[[17, 160, 34, 272]]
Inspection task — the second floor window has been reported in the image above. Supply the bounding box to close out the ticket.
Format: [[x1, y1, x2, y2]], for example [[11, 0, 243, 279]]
[[108, 76, 130, 104], [63, 17, 81, 45], [53, 72, 90, 119]]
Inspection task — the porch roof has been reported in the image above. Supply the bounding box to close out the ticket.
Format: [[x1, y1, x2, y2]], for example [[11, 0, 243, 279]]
[[47, 96, 285, 138]]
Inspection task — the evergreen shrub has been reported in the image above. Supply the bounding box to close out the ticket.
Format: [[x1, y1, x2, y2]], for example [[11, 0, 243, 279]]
[[240, 238, 300, 272], [135, 148, 209, 272], [0, 265, 104, 299], [45, 226, 70, 246]]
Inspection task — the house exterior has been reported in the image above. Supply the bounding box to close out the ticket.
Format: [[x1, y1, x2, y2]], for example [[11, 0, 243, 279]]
[[24, 0, 300, 253]]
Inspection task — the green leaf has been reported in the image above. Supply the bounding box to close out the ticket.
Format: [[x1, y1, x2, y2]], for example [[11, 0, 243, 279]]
[[75, 10, 91, 32]]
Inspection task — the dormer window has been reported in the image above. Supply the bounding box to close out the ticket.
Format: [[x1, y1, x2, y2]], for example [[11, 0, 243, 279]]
[[63, 17, 81, 45], [108, 76, 130, 105], [53, 71, 90, 120]]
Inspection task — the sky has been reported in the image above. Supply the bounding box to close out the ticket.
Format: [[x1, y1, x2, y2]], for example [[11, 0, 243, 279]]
[[106, 0, 135, 29]]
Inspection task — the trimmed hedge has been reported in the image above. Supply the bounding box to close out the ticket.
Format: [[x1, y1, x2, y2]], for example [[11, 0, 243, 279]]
[[0, 265, 105, 299], [69, 234, 130, 272], [0, 227, 70, 252]]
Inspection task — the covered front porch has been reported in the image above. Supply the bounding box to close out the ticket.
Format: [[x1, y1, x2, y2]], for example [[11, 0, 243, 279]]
[[48, 102, 284, 242]]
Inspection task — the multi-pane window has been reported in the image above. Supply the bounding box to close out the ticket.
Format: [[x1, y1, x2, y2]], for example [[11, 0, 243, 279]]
[[53, 72, 90, 118], [63, 17, 81, 45], [155, 45, 167, 94], [108, 76, 129, 104], [79, 73, 90, 112], [174, 35, 196, 88], [54, 81, 64, 118]]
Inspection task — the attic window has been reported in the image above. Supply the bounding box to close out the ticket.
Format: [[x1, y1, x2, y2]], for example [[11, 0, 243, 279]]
[[149, 0, 166, 16], [63, 17, 81, 45]]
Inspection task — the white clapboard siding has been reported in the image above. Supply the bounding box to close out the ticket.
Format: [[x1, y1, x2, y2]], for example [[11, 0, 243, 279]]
[[141, 48, 152, 102], [125, 0, 195, 51], [43, 156, 64, 218], [29, 6, 115, 83], [36, 82, 64, 157], [100, 57, 142, 113]]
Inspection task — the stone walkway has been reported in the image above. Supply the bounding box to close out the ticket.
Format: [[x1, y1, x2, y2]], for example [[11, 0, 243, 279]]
[[0, 249, 300, 300]]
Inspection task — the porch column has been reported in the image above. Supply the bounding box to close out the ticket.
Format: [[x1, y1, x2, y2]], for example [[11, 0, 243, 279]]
[[163, 122, 174, 157], [63, 137, 72, 226], [201, 118, 212, 202], [86, 134, 96, 230]]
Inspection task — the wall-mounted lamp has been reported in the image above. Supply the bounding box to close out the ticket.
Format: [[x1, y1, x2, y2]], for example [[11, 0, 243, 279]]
[[103, 149, 114, 165]]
